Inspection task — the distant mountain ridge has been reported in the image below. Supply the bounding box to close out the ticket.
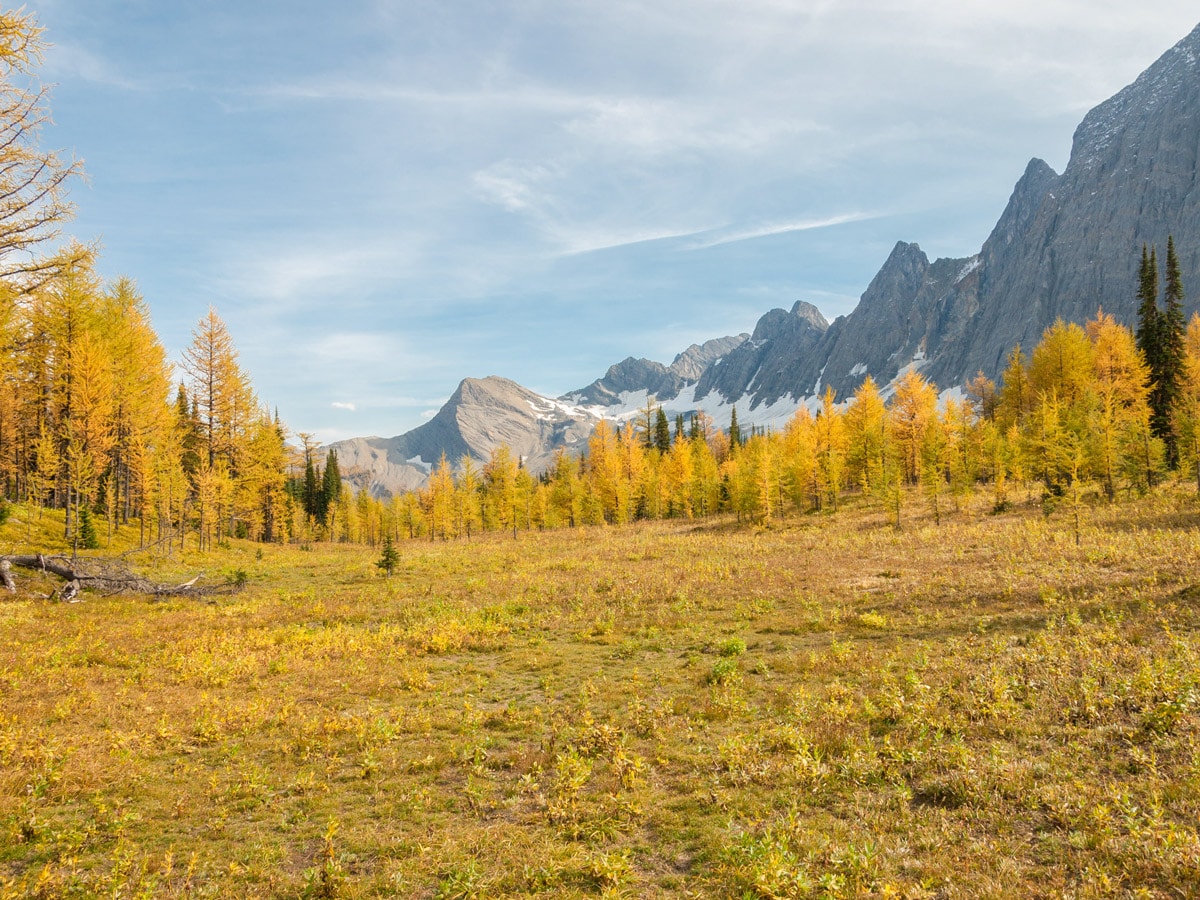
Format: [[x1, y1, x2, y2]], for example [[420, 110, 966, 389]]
[[565, 334, 749, 407], [329, 21, 1200, 497], [332, 377, 600, 497]]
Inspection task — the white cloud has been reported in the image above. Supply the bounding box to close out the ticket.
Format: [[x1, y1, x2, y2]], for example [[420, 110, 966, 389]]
[[689, 212, 883, 249], [44, 40, 148, 90], [556, 224, 716, 257], [331, 401, 356, 411], [214, 237, 424, 310], [472, 162, 560, 213]]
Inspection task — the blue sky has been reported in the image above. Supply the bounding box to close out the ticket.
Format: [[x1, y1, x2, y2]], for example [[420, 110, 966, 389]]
[[32, 0, 1200, 440]]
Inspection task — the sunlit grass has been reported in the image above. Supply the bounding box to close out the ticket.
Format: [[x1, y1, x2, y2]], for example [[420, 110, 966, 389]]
[[2, 487, 1200, 896]]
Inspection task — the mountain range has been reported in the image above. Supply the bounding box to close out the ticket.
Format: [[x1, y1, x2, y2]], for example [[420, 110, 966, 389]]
[[331, 21, 1200, 498]]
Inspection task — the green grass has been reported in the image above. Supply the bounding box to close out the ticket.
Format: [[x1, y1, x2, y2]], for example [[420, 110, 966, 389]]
[[1, 489, 1200, 897]]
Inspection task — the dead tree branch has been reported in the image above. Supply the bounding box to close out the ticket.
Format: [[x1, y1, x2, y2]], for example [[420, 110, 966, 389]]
[[0, 554, 243, 599]]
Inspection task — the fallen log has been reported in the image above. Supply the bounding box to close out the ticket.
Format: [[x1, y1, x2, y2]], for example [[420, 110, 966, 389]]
[[0, 554, 243, 599]]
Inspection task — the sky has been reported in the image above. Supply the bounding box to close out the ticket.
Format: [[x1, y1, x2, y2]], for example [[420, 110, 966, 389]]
[[28, 0, 1200, 441]]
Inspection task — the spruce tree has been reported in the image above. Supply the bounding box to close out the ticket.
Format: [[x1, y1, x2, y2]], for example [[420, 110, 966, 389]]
[[320, 449, 341, 527], [1160, 236, 1187, 461], [78, 506, 100, 550], [376, 532, 399, 577], [1136, 244, 1161, 375], [729, 405, 741, 450], [654, 407, 671, 453], [1138, 240, 1187, 460], [302, 452, 320, 520]]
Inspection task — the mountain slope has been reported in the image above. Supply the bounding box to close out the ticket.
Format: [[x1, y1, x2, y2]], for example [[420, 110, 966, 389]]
[[330, 377, 599, 497]]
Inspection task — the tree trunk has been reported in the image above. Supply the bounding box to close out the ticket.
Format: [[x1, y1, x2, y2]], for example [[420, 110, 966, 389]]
[[0, 553, 243, 598]]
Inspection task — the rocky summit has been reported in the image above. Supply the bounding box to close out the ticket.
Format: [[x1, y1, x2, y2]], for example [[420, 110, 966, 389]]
[[330, 21, 1200, 495]]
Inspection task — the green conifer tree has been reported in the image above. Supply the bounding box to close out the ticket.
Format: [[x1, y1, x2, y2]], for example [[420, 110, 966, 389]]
[[1136, 244, 1161, 366], [302, 452, 320, 519], [77, 505, 100, 550], [1160, 236, 1187, 462], [376, 532, 399, 577], [321, 449, 341, 530], [1138, 240, 1187, 459], [654, 407, 671, 454]]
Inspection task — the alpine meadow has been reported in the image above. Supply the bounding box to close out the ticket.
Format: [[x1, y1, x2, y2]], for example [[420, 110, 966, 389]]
[[4, 6, 1200, 900]]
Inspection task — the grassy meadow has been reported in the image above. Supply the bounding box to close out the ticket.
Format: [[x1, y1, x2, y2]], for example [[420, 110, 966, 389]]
[[2, 489, 1200, 898]]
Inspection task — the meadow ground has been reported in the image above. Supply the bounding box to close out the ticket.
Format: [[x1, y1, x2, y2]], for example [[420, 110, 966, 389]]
[[1, 489, 1200, 898]]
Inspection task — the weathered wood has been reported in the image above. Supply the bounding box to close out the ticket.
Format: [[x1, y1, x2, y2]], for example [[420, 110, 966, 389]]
[[0, 553, 241, 599]]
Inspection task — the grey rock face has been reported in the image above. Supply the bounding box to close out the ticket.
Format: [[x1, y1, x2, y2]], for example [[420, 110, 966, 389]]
[[699, 20, 1200, 403], [922, 22, 1200, 389], [566, 357, 682, 406], [667, 334, 750, 381], [565, 333, 749, 405], [694, 301, 829, 406], [328, 376, 598, 497]]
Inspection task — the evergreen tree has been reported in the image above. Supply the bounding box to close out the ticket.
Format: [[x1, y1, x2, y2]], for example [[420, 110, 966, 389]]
[[1136, 245, 1161, 370], [376, 532, 400, 577], [321, 449, 341, 530], [729, 405, 741, 450], [77, 505, 100, 551], [1160, 237, 1187, 461], [654, 407, 672, 454], [1137, 240, 1187, 459], [302, 451, 320, 520]]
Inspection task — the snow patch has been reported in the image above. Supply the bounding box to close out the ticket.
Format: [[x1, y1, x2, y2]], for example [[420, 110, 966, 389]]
[[849, 363, 868, 377], [526, 395, 601, 422], [406, 456, 432, 474], [954, 256, 981, 284], [938, 386, 967, 410]]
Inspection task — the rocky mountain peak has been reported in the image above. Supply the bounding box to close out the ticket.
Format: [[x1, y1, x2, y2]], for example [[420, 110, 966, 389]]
[[790, 300, 830, 332], [1071, 22, 1200, 175], [668, 334, 749, 381]]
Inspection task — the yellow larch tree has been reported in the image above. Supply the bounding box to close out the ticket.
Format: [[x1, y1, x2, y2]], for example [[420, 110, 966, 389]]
[[98, 277, 172, 535], [782, 406, 818, 512], [887, 370, 938, 485], [1176, 313, 1200, 493], [814, 386, 847, 511], [1087, 311, 1153, 498], [845, 376, 887, 498]]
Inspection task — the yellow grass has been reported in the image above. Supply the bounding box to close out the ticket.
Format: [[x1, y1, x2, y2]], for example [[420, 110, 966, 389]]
[[1, 489, 1199, 897]]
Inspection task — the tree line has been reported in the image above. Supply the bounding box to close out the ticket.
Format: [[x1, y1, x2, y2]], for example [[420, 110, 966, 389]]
[[3, 248, 1195, 550], [330, 242, 1196, 544]]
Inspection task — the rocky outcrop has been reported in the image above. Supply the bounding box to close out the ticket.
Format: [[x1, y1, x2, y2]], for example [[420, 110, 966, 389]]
[[694, 301, 828, 406], [565, 333, 748, 405], [685, 20, 1200, 404], [328, 376, 599, 497], [920, 22, 1200, 387]]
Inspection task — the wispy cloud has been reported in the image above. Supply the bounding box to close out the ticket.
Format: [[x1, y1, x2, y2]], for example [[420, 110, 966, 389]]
[[689, 212, 883, 249], [44, 40, 149, 91], [331, 401, 357, 411], [217, 240, 421, 306], [557, 224, 717, 256]]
